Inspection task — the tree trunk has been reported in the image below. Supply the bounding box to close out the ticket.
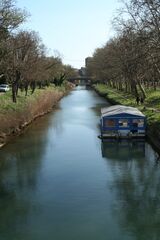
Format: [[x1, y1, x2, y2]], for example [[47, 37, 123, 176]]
[[31, 81, 36, 94], [25, 82, 29, 96], [12, 82, 17, 103], [11, 70, 21, 103], [131, 79, 138, 97], [137, 81, 146, 98]]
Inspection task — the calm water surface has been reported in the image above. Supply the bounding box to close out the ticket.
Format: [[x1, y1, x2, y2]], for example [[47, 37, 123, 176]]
[[0, 86, 160, 240]]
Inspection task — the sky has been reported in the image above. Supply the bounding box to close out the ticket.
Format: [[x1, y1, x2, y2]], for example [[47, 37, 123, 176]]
[[16, 0, 121, 69]]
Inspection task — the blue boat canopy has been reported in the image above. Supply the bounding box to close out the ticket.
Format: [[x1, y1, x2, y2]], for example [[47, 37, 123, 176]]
[[101, 105, 145, 118], [100, 105, 146, 138]]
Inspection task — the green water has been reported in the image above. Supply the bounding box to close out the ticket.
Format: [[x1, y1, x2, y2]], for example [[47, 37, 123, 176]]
[[0, 86, 160, 240]]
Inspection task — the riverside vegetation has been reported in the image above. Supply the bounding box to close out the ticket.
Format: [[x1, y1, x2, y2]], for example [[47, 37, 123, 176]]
[[0, 83, 73, 147], [85, 0, 160, 153]]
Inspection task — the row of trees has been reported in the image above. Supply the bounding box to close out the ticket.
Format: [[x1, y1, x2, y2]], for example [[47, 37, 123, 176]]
[[0, 0, 77, 102], [86, 0, 160, 99]]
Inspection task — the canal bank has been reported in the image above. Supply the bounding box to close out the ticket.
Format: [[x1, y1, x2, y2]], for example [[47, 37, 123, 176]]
[[0, 84, 73, 148], [93, 84, 160, 156], [0, 86, 160, 240]]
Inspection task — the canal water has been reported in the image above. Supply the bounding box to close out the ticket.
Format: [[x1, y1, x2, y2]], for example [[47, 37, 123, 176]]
[[0, 86, 160, 240]]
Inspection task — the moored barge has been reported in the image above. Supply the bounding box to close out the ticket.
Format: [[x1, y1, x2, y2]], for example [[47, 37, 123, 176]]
[[100, 105, 146, 139]]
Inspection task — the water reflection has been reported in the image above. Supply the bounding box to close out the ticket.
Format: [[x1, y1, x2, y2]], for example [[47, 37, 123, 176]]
[[0, 115, 52, 239], [102, 140, 160, 240], [101, 140, 145, 160]]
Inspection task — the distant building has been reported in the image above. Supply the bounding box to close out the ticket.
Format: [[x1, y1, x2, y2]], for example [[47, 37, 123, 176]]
[[85, 57, 92, 68], [79, 67, 86, 76]]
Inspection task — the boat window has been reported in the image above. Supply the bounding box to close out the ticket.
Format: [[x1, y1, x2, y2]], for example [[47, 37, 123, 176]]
[[105, 119, 116, 127], [132, 119, 144, 127], [118, 119, 128, 127]]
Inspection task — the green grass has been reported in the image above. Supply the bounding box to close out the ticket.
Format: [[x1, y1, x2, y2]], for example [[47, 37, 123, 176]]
[[0, 85, 59, 114], [0, 81, 73, 116], [145, 90, 160, 107], [94, 84, 136, 106], [94, 84, 160, 129]]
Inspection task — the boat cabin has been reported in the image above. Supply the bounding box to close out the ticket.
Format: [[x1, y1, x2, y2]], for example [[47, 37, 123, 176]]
[[100, 105, 146, 138]]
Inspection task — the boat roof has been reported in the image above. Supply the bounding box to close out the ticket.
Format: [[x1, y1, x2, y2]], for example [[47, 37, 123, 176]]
[[101, 105, 145, 117]]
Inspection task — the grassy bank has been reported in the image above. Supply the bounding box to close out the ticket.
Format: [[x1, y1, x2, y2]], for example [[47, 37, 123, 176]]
[[94, 84, 160, 153], [0, 84, 72, 147]]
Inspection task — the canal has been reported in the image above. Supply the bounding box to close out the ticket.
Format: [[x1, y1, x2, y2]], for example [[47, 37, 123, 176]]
[[0, 86, 160, 240]]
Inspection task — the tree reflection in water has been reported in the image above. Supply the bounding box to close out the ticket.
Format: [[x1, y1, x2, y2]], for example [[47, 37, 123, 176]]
[[0, 117, 50, 239], [102, 140, 160, 240]]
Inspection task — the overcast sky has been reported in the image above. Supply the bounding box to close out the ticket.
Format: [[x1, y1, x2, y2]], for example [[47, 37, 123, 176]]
[[16, 0, 121, 69]]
